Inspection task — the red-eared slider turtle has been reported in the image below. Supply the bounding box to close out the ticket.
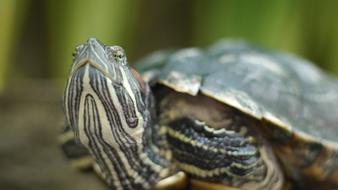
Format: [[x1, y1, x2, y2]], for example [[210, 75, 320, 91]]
[[61, 38, 338, 190]]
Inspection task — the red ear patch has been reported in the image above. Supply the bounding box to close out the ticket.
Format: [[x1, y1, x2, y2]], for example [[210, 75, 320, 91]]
[[130, 67, 147, 94]]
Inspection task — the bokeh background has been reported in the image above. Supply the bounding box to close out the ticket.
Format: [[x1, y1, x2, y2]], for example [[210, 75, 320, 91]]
[[0, 0, 337, 189]]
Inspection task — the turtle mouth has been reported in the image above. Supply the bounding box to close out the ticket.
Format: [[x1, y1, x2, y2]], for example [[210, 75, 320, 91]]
[[72, 59, 112, 79], [70, 38, 115, 83]]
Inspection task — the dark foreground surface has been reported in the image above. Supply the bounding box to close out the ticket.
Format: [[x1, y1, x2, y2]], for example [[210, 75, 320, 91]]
[[0, 80, 106, 190]]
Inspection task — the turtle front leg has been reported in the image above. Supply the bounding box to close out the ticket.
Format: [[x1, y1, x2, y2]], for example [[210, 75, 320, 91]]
[[164, 117, 285, 190], [59, 124, 94, 170]]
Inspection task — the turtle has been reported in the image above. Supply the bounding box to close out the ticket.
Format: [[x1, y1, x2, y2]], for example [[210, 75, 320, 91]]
[[61, 38, 338, 190]]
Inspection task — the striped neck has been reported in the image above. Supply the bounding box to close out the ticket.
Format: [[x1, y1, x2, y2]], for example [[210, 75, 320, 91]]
[[64, 38, 171, 189]]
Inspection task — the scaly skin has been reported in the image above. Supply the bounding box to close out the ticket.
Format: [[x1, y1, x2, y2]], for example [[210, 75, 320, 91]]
[[63, 38, 286, 190]]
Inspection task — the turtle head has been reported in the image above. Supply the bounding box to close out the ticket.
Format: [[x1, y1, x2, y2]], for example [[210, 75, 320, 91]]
[[64, 38, 150, 145], [63, 38, 171, 188], [70, 37, 128, 84]]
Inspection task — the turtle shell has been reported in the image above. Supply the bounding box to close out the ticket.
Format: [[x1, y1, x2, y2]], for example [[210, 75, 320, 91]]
[[135, 40, 338, 187]]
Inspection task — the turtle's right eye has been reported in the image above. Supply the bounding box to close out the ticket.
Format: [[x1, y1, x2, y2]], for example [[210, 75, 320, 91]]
[[72, 44, 84, 60]]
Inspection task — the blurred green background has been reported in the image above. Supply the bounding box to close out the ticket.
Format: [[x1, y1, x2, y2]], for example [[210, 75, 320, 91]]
[[0, 0, 337, 189], [1, 0, 338, 92]]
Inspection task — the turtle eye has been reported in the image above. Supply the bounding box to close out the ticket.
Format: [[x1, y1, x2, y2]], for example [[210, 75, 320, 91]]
[[72, 44, 84, 60], [106, 46, 127, 65]]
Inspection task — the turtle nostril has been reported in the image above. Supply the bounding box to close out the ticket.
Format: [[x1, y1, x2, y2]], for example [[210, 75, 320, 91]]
[[87, 37, 97, 44]]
